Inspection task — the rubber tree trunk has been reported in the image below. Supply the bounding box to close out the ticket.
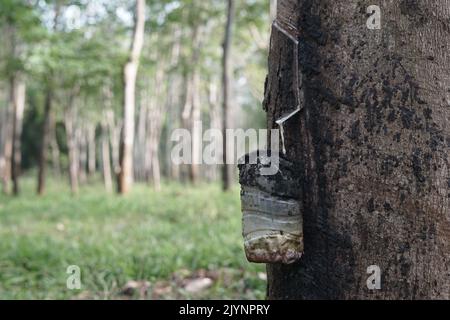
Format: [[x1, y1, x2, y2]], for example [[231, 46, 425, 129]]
[[37, 88, 52, 195], [1, 79, 14, 194], [270, 0, 277, 22], [11, 78, 26, 195], [265, 0, 450, 299], [101, 118, 113, 193], [221, 0, 235, 191], [135, 96, 147, 181], [190, 72, 201, 183], [165, 29, 181, 181], [37, 1, 60, 196], [64, 98, 79, 195], [118, 0, 145, 194], [50, 117, 61, 177], [78, 127, 87, 184], [87, 123, 96, 177], [207, 81, 221, 182], [181, 26, 202, 184], [0, 87, 6, 191]]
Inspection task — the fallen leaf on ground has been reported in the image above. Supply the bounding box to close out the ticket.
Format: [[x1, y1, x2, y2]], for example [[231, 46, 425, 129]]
[[184, 277, 213, 293]]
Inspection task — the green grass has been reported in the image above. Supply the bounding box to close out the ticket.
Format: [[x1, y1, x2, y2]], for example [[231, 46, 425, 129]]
[[0, 177, 266, 300]]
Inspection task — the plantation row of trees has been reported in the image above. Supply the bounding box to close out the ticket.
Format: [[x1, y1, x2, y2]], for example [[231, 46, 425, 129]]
[[0, 0, 273, 195]]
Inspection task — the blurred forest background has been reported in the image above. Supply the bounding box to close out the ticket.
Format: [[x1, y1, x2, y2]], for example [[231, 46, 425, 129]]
[[0, 0, 274, 299]]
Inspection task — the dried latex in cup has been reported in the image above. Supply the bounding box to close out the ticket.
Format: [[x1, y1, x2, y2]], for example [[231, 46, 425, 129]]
[[238, 151, 303, 265]]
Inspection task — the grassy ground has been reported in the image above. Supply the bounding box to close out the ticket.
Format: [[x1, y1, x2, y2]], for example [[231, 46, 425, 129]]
[[0, 177, 266, 300]]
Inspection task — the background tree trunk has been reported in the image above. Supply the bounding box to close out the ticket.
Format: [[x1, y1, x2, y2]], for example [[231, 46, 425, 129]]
[[270, 0, 277, 23], [206, 80, 221, 182], [222, 0, 235, 191], [165, 28, 182, 181], [118, 0, 146, 194], [50, 117, 61, 177], [0, 85, 7, 192], [64, 97, 79, 195], [1, 79, 14, 194], [87, 123, 96, 177], [11, 78, 26, 195], [101, 118, 113, 193], [265, 0, 450, 300], [37, 89, 52, 195], [181, 25, 203, 184]]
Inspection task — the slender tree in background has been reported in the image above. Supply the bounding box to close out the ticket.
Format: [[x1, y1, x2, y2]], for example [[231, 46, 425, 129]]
[[269, 0, 277, 22], [1, 79, 13, 194], [37, 87, 53, 195], [37, 2, 61, 195], [101, 117, 113, 193], [64, 88, 80, 195], [87, 123, 96, 178], [181, 23, 203, 184], [221, 0, 235, 191], [11, 77, 26, 195], [2, 24, 22, 195], [264, 0, 450, 299], [118, 0, 146, 194]]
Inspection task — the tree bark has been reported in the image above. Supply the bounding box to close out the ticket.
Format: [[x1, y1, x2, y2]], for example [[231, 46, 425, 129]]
[[189, 72, 201, 183], [37, 88, 52, 195], [103, 86, 121, 178], [143, 69, 164, 190], [206, 81, 221, 182], [0, 86, 6, 191], [101, 117, 113, 193], [265, 0, 450, 300], [270, 0, 277, 23], [165, 28, 182, 181], [64, 95, 79, 195], [222, 0, 235, 191], [78, 126, 88, 184], [1, 79, 14, 194], [11, 77, 26, 195], [135, 93, 148, 181], [87, 123, 96, 177], [37, 0, 60, 196], [50, 117, 61, 177], [118, 0, 146, 194]]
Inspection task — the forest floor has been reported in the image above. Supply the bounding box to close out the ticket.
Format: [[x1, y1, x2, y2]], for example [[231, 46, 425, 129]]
[[0, 176, 265, 299]]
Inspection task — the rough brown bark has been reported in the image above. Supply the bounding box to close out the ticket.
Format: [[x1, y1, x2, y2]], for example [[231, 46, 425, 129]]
[[222, 0, 235, 191], [264, 0, 450, 300], [118, 0, 146, 194]]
